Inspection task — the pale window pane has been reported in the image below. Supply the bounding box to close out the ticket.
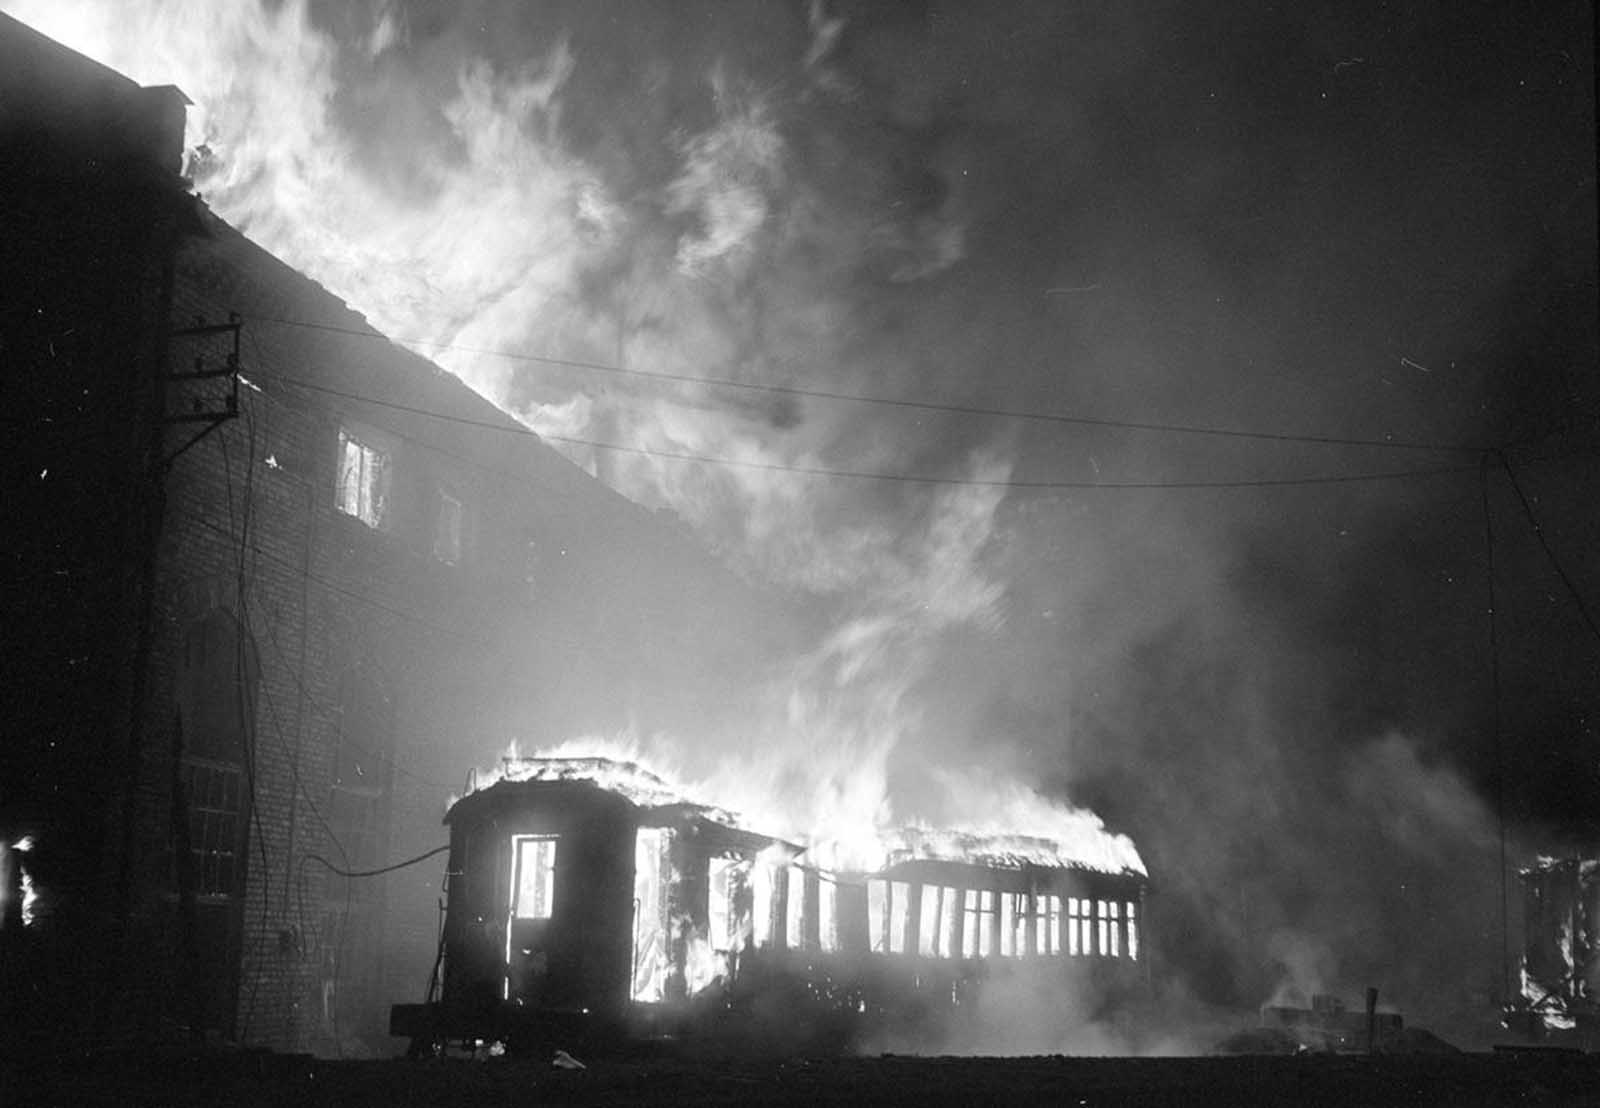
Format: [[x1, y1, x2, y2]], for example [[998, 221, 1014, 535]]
[[940, 886, 959, 958], [1000, 892, 1016, 957], [709, 856, 751, 953], [962, 889, 980, 958], [511, 836, 556, 919], [752, 856, 777, 949], [1028, 894, 1048, 956], [786, 866, 807, 950], [978, 890, 995, 958], [335, 428, 390, 529], [919, 885, 940, 957], [889, 881, 911, 954], [819, 877, 839, 952], [1127, 901, 1139, 961], [1049, 896, 1062, 956], [1097, 899, 1109, 958], [1067, 897, 1080, 956], [1109, 900, 1121, 957]]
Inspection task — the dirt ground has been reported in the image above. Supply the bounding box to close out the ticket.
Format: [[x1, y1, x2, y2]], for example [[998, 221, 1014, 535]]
[[5, 1049, 1600, 1107]]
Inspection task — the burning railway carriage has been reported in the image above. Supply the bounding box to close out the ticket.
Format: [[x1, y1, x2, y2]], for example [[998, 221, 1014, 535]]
[[391, 759, 1148, 1052]]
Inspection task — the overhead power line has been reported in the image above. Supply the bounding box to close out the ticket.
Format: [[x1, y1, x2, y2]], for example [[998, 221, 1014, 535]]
[[303, 845, 450, 879], [1497, 452, 1600, 647], [251, 368, 1476, 491], [244, 313, 1485, 454]]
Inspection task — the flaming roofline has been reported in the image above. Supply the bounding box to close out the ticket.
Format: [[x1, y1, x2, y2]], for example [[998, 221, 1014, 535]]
[[450, 756, 1145, 879], [448, 757, 785, 845], [878, 827, 1147, 878]]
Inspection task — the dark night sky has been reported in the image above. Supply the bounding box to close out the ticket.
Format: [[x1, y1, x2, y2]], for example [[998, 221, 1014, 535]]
[[9, 0, 1594, 1026]]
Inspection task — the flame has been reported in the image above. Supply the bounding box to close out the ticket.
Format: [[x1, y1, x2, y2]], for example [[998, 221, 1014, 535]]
[[459, 737, 1143, 878], [8, 837, 39, 928]]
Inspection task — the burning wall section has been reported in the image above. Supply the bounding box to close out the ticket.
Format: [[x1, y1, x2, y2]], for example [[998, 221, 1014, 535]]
[[1512, 858, 1600, 1039]]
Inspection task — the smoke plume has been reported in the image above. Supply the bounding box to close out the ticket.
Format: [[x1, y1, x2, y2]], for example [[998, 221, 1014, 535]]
[[11, 0, 1594, 1046]]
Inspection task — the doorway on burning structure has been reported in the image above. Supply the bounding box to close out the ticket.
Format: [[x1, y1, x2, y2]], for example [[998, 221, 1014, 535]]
[[319, 660, 394, 1046], [631, 825, 673, 1003], [505, 833, 558, 1003], [171, 607, 258, 1039]]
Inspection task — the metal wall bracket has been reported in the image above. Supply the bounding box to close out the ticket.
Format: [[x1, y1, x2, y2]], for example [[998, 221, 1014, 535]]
[[163, 312, 242, 468]]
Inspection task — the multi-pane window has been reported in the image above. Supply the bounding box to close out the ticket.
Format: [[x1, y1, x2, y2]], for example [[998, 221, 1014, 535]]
[[1068, 896, 1094, 956], [1096, 899, 1124, 957], [999, 892, 1018, 957], [915, 886, 964, 959], [962, 889, 997, 957], [174, 611, 257, 899], [433, 489, 463, 564], [510, 835, 557, 919], [962, 890, 980, 957], [1032, 894, 1059, 956], [180, 760, 242, 896], [335, 426, 390, 528]]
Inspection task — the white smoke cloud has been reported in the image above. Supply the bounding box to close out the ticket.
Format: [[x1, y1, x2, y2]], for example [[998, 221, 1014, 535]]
[[5, 0, 1019, 817], [667, 68, 784, 276]]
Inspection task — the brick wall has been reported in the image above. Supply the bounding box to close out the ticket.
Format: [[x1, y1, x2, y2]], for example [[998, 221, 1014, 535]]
[[131, 207, 791, 1054]]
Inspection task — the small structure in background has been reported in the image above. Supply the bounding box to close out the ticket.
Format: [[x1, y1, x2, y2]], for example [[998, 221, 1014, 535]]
[[1258, 992, 1404, 1053], [390, 757, 1149, 1054]]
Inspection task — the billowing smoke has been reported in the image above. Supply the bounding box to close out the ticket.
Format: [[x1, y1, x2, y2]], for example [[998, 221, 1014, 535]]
[[12, 0, 1593, 1049]]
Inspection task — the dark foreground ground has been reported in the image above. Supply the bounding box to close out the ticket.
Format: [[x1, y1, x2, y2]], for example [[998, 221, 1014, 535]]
[[4, 1049, 1600, 1107]]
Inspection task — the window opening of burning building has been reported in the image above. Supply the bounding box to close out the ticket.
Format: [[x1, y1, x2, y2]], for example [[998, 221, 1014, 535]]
[[171, 607, 259, 1038], [334, 424, 392, 530]]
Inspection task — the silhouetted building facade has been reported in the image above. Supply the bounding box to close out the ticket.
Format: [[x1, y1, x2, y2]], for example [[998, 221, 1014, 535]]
[[1, 15, 788, 1054]]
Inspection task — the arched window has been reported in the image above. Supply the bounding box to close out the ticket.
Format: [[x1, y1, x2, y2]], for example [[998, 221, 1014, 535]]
[[174, 610, 258, 897]]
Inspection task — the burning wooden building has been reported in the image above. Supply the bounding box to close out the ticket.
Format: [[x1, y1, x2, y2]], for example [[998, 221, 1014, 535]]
[[391, 757, 1149, 1052], [1507, 857, 1600, 1043]]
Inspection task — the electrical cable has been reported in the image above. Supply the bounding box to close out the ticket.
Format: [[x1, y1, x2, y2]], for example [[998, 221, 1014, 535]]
[[1497, 452, 1600, 648], [302, 844, 450, 879], [244, 312, 1487, 454], [217, 417, 274, 1042], [250, 369, 1478, 491]]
